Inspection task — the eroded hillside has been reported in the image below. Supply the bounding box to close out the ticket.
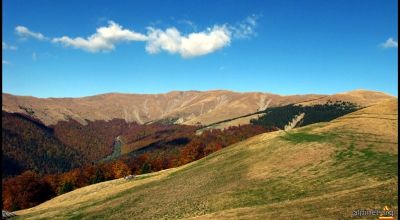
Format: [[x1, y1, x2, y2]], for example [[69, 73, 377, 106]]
[[3, 90, 394, 127]]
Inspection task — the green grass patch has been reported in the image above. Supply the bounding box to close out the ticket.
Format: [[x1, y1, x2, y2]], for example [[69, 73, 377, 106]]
[[333, 142, 398, 180], [281, 131, 335, 143]]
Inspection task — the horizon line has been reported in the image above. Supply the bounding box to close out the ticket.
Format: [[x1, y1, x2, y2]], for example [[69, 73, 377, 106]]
[[2, 88, 397, 99]]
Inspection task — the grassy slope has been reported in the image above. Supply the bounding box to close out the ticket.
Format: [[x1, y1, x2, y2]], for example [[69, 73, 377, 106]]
[[14, 100, 398, 220]]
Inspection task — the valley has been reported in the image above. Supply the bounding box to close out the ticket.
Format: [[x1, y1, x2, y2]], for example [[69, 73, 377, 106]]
[[11, 98, 397, 219], [2, 89, 397, 218]]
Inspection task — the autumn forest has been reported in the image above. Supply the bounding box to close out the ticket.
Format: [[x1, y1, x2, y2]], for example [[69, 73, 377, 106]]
[[2, 111, 273, 211]]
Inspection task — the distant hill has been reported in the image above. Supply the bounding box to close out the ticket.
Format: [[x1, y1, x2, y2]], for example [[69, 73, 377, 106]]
[[3, 90, 394, 126], [296, 89, 395, 106], [14, 99, 398, 219]]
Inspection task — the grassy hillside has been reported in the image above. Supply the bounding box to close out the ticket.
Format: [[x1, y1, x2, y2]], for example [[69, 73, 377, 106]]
[[14, 99, 398, 219]]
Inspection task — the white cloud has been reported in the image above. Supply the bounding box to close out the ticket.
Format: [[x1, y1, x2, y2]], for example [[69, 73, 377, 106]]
[[17, 15, 257, 58], [52, 21, 148, 52], [2, 42, 17, 50], [32, 52, 37, 61], [15, 26, 47, 40], [230, 14, 259, 39], [380, 37, 398, 49], [2, 60, 10, 64], [146, 25, 231, 58]]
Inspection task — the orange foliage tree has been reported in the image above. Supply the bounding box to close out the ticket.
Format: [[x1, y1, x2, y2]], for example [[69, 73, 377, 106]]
[[2, 171, 54, 211], [112, 160, 131, 178]]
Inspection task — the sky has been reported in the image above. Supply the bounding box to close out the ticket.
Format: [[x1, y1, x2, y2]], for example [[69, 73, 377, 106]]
[[2, 0, 398, 98]]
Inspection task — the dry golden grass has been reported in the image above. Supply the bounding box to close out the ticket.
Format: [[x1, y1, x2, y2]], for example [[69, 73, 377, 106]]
[[314, 99, 398, 153], [14, 168, 180, 217], [14, 99, 398, 220], [188, 179, 396, 220], [247, 141, 335, 180], [297, 89, 396, 107]]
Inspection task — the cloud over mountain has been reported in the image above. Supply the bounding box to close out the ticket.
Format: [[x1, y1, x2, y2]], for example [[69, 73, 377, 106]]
[[16, 15, 258, 58], [52, 21, 148, 52], [145, 25, 231, 58]]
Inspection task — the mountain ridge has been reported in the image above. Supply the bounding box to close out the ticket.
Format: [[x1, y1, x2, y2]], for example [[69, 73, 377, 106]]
[[2, 89, 395, 126]]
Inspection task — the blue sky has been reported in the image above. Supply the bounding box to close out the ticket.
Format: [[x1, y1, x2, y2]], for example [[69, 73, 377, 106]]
[[2, 0, 398, 98]]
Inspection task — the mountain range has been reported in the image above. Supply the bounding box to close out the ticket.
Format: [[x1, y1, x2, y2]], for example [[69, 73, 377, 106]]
[[2, 89, 397, 216], [2, 89, 395, 126]]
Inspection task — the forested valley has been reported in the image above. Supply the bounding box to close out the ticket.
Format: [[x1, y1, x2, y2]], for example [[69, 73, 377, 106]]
[[2, 111, 272, 211]]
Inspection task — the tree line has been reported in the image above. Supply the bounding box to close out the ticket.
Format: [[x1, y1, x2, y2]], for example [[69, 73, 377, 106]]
[[250, 100, 359, 129]]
